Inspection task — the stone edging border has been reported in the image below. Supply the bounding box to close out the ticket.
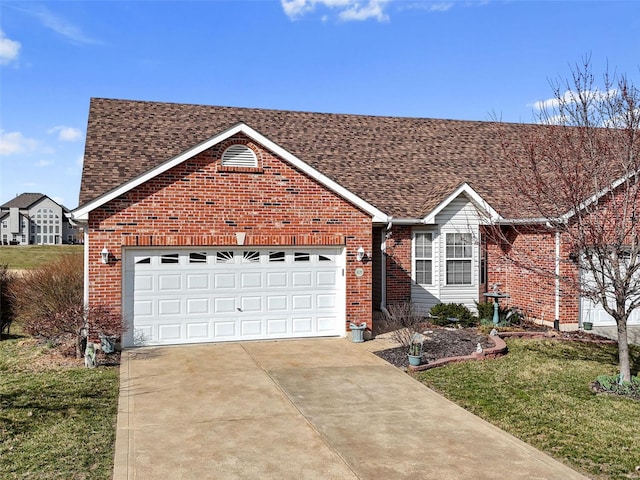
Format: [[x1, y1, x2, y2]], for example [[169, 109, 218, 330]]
[[407, 330, 616, 372], [408, 334, 508, 372]]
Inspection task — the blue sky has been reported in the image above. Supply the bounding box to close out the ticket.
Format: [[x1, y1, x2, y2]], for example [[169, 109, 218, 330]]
[[1, 0, 639, 209]]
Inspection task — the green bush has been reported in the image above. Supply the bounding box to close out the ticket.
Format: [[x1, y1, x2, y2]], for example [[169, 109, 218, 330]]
[[594, 374, 640, 400], [429, 303, 477, 328]]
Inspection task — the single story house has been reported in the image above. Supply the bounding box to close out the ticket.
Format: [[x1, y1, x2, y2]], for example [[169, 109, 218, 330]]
[[1, 193, 79, 245], [73, 98, 634, 347]]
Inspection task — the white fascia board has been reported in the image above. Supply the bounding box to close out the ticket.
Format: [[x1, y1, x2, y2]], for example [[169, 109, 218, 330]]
[[559, 170, 639, 223], [422, 183, 502, 224], [72, 123, 389, 223]]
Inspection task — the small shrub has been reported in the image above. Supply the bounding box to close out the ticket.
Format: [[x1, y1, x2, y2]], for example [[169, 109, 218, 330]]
[[381, 302, 426, 348], [0, 265, 17, 337], [9, 254, 124, 357], [429, 303, 477, 328], [594, 374, 640, 400]]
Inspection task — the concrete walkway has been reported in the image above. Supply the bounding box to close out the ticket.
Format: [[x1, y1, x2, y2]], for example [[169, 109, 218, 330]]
[[113, 338, 588, 480]]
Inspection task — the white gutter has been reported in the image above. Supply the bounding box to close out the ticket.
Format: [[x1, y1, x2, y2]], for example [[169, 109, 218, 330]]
[[386, 216, 425, 226]]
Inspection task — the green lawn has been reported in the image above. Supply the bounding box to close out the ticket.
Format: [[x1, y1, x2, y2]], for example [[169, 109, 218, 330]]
[[416, 338, 640, 480], [0, 339, 119, 480], [0, 245, 83, 269]]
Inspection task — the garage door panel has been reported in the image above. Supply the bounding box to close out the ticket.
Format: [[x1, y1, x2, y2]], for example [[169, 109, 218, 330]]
[[318, 316, 337, 332], [187, 323, 209, 339], [241, 272, 262, 288], [267, 296, 287, 311], [158, 299, 181, 315], [214, 321, 236, 337], [187, 274, 209, 290], [159, 274, 181, 291], [129, 248, 344, 346], [292, 271, 312, 287], [214, 297, 236, 313], [135, 275, 153, 291], [292, 295, 312, 310], [240, 296, 261, 312], [241, 319, 263, 336], [215, 273, 235, 288], [158, 324, 182, 341], [267, 318, 288, 335], [187, 298, 209, 314], [267, 272, 287, 288], [317, 294, 336, 309], [317, 271, 337, 286], [135, 300, 153, 316]]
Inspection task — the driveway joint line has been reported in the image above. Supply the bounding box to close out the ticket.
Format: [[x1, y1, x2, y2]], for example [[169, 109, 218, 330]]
[[240, 341, 363, 480]]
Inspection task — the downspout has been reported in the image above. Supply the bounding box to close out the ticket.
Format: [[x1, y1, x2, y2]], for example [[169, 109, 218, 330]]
[[82, 223, 89, 308], [380, 216, 424, 316], [380, 228, 387, 311], [555, 229, 561, 330]]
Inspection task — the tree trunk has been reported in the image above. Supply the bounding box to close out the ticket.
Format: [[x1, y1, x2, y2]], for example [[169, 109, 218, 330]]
[[616, 319, 631, 382]]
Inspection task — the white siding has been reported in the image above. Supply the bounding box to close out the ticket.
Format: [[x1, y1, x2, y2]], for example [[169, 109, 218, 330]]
[[411, 195, 481, 313]]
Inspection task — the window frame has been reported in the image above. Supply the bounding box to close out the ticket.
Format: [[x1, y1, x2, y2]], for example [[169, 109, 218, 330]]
[[414, 231, 433, 285], [445, 232, 473, 285]]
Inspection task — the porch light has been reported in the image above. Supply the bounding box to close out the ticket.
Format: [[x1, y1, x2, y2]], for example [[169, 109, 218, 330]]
[[356, 246, 365, 262], [100, 247, 110, 264]]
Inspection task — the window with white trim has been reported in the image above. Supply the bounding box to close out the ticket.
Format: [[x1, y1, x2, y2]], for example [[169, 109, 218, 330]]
[[221, 144, 257, 167], [446, 233, 472, 285], [414, 232, 433, 285]]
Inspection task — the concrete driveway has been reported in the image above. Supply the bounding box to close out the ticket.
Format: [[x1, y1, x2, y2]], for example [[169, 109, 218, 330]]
[[113, 338, 588, 480]]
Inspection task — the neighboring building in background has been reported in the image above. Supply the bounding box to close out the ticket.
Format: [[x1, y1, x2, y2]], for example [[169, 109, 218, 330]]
[[0, 193, 79, 245]]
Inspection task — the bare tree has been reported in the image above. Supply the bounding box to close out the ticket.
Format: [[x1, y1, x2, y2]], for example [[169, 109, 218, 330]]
[[490, 58, 640, 382]]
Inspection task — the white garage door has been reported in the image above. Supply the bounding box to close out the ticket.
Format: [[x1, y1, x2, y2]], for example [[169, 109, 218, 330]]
[[122, 247, 345, 347], [580, 267, 640, 327]]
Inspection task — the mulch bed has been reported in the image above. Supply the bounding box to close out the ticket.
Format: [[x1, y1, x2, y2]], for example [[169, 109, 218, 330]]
[[374, 322, 615, 369], [374, 326, 495, 369]]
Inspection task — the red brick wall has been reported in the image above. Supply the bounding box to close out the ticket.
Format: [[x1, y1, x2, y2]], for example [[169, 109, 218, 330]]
[[384, 225, 412, 304], [87, 134, 373, 331], [484, 225, 579, 327]]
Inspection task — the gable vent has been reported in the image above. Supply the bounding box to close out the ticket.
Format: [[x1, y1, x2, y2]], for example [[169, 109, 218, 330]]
[[221, 144, 258, 167]]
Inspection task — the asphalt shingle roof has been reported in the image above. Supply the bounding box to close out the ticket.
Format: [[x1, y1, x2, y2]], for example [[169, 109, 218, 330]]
[[1, 193, 46, 209], [79, 98, 541, 219]]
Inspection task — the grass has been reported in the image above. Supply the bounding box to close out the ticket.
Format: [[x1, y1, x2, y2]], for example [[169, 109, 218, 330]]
[[416, 338, 640, 480], [0, 245, 83, 269], [0, 338, 119, 480]]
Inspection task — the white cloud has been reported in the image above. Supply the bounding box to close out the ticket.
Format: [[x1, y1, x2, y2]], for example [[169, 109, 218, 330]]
[[281, 0, 391, 21], [530, 88, 618, 112], [36, 159, 54, 167], [0, 30, 21, 65], [53, 196, 65, 206], [15, 4, 101, 45], [428, 3, 454, 12], [48, 126, 83, 142], [0, 130, 39, 155], [339, 0, 390, 21]]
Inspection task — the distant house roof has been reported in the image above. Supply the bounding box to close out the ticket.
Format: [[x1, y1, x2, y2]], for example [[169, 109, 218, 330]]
[[78, 98, 551, 220], [1, 193, 71, 213], [1, 193, 47, 209]]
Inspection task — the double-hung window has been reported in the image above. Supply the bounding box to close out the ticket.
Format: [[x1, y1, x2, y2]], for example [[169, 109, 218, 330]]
[[414, 232, 433, 285], [446, 233, 472, 285]]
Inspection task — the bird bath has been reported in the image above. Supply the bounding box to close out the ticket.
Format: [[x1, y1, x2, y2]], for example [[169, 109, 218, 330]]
[[484, 285, 509, 324]]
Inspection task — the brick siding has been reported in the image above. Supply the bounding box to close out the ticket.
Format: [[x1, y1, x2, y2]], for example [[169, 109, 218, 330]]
[[87, 134, 373, 332]]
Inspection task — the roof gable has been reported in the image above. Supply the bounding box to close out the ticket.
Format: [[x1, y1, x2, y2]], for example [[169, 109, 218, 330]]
[[78, 98, 553, 221], [73, 122, 387, 222]]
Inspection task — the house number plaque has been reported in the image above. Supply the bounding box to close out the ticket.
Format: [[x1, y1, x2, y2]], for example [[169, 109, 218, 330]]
[[355, 267, 364, 277]]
